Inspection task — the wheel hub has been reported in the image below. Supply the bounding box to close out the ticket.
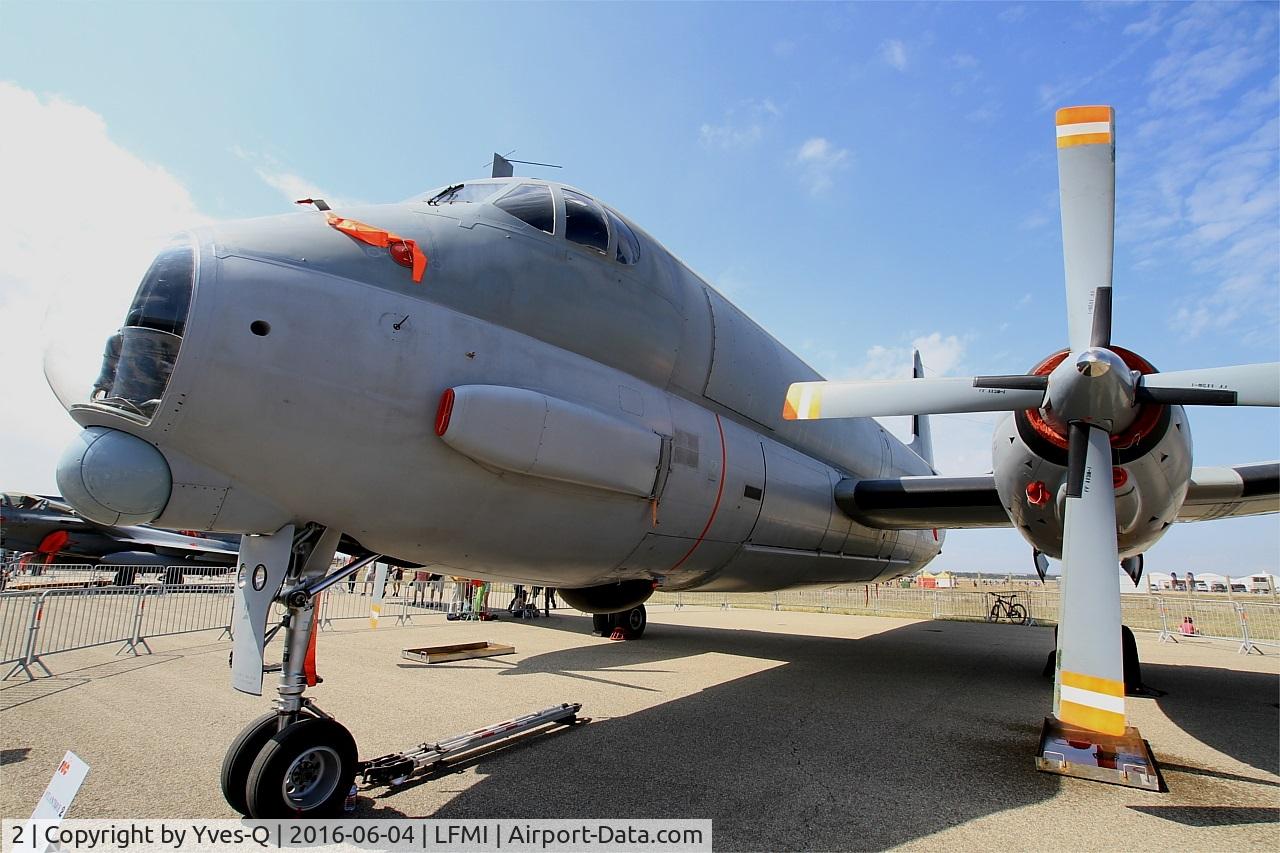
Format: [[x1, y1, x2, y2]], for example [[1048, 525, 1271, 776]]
[[282, 745, 341, 810]]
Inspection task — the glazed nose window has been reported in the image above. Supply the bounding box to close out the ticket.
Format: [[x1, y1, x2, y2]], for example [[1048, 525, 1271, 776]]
[[45, 238, 194, 423]]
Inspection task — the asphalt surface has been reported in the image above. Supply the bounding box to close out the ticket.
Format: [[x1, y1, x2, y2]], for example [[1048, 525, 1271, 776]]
[[2, 605, 1277, 851]]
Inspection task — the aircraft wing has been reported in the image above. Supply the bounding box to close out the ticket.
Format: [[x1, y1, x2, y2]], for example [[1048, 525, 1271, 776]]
[[834, 475, 1012, 530], [1176, 462, 1279, 522], [109, 525, 241, 560]]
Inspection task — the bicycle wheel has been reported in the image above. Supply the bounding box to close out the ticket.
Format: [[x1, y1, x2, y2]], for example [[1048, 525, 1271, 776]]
[[987, 603, 1001, 623], [1009, 603, 1028, 624]]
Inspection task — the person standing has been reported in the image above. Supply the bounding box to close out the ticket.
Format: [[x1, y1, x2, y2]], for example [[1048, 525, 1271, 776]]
[[450, 576, 470, 614]]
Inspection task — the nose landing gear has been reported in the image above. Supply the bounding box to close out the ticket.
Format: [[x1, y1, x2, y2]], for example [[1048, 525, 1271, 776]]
[[220, 525, 371, 818]]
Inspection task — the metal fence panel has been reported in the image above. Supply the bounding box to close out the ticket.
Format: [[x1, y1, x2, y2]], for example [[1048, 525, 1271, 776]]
[[32, 586, 141, 655], [0, 592, 40, 665], [4, 567, 1276, 683]]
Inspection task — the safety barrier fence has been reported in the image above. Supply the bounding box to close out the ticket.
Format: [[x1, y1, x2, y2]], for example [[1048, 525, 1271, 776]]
[[650, 586, 1280, 651], [2, 569, 1274, 680], [0, 573, 535, 680]]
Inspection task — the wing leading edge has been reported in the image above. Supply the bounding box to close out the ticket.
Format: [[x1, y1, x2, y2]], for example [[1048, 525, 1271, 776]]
[[834, 475, 1010, 529], [1176, 462, 1279, 522], [839, 461, 1279, 531]]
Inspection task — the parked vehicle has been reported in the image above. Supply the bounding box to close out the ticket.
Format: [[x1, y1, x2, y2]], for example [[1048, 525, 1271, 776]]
[[1210, 582, 1227, 593]]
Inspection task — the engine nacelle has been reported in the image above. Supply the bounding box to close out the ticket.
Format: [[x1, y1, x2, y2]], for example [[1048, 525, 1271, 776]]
[[557, 579, 655, 614], [992, 350, 1194, 559]]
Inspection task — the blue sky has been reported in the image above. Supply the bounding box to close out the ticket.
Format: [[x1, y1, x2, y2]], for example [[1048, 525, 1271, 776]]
[[1, 1, 1276, 576]]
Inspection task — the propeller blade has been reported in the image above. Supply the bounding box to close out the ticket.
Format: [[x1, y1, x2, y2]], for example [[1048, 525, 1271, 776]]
[[1055, 423, 1126, 735], [782, 376, 1047, 420], [1136, 362, 1280, 407], [1056, 106, 1115, 353]]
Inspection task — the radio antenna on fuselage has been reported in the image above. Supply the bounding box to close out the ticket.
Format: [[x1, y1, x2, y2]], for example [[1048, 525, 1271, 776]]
[[487, 151, 563, 178]]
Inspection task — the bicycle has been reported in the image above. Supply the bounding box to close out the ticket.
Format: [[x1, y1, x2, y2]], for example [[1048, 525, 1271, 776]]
[[986, 591, 1029, 624]]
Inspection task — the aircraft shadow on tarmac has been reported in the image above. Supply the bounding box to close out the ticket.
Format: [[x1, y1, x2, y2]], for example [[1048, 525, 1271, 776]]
[[384, 617, 1278, 848]]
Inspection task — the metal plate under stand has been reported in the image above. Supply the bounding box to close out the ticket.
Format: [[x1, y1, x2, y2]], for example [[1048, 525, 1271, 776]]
[[1035, 716, 1162, 792]]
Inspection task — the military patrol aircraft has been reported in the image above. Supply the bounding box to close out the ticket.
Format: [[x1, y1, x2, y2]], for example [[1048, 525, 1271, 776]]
[[45, 106, 1277, 816]]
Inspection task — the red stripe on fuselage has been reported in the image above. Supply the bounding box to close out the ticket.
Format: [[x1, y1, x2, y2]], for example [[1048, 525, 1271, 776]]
[[666, 414, 728, 573]]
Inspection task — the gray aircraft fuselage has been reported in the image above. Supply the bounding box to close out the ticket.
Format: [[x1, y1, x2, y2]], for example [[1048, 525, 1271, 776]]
[[54, 178, 944, 592]]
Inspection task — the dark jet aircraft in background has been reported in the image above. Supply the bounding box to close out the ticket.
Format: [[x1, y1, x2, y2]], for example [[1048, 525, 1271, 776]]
[[1, 491, 238, 584]]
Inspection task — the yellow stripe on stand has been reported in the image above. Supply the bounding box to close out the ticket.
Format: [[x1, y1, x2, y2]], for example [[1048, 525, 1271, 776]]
[[1060, 670, 1124, 697], [1059, 699, 1126, 736]]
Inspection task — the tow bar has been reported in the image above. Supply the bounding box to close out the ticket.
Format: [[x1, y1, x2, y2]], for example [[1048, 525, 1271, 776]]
[[359, 703, 585, 788]]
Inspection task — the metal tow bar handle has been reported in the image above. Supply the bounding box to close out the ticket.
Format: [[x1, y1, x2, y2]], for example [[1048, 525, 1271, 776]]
[[359, 703, 585, 788]]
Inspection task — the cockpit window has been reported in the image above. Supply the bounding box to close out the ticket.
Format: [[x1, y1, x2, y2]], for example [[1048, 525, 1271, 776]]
[[563, 189, 608, 254], [606, 210, 641, 265], [494, 184, 554, 234], [425, 183, 503, 205]]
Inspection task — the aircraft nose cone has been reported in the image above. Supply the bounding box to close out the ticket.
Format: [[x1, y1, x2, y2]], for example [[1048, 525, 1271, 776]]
[[56, 427, 172, 526], [1075, 348, 1114, 378]]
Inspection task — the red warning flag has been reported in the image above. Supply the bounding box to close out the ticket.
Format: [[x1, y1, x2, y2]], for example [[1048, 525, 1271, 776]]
[[325, 212, 427, 283]]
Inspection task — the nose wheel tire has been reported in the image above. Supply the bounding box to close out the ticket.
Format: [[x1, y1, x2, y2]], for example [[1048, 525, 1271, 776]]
[[221, 709, 317, 816], [244, 717, 357, 818]]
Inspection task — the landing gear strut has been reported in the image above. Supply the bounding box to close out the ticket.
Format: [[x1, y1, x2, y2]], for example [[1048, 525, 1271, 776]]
[[221, 525, 374, 818]]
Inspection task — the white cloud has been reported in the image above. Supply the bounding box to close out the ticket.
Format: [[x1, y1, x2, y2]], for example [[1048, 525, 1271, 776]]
[[997, 5, 1027, 24], [842, 333, 968, 382], [699, 99, 781, 150], [836, 333, 996, 475], [233, 146, 354, 208], [880, 39, 908, 72], [791, 137, 851, 195], [949, 53, 979, 70], [1036, 4, 1176, 111], [0, 82, 210, 494], [1113, 5, 1280, 345], [965, 105, 1001, 123]]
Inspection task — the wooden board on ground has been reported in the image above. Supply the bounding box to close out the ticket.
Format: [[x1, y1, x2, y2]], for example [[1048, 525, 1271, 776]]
[[402, 641, 515, 664]]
